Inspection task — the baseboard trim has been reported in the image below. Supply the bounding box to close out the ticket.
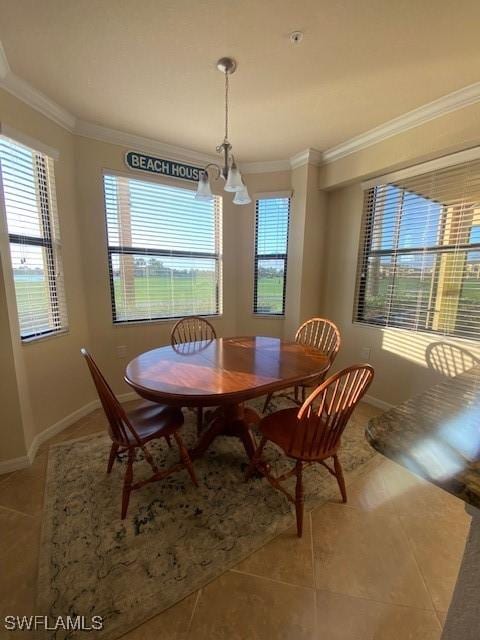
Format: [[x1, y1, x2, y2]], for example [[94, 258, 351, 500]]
[[0, 391, 141, 475], [117, 391, 138, 403], [364, 394, 394, 412], [0, 455, 31, 474], [26, 399, 100, 465]]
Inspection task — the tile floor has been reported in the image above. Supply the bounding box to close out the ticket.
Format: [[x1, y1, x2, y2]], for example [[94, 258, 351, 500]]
[[0, 402, 473, 639]]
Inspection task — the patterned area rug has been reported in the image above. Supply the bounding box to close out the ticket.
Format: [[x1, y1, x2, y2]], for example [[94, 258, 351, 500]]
[[38, 393, 377, 639]]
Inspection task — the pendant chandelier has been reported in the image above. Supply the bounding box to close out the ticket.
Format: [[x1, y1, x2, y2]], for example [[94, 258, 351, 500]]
[[195, 57, 251, 205]]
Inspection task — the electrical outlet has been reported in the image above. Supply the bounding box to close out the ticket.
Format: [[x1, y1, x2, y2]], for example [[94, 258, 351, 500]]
[[360, 347, 371, 361], [116, 345, 127, 359]]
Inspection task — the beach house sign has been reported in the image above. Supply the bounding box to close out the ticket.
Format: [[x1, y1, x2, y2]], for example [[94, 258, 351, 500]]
[[125, 151, 202, 183]]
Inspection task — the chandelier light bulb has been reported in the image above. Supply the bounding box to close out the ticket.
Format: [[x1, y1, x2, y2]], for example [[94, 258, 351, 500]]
[[224, 161, 243, 192], [233, 182, 252, 205], [195, 171, 213, 201]]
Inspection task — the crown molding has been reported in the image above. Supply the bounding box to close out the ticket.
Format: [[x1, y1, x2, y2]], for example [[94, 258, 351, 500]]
[[75, 120, 221, 166], [289, 148, 323, 169], [0, 72, 76, 131], [323, 82, 480, 163]]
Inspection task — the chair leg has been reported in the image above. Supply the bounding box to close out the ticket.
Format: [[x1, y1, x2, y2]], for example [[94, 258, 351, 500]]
[[295, 460, 304, 537], [262, 393, 273, 414], [107, 443, 119, 474], [121, 448, 135, 520], [301, 385, 306, 403], [141, 444, 159, 474], [196, 407, 203, 435], [294, 386, 299, 403], [333, 454, 347, 503], [245, 436, 268, 480], [174, 432, 198, 487]]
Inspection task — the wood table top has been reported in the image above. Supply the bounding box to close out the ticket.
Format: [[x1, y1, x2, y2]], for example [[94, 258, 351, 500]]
[[366, 365, 480, 508], [125, 336, 330, 407]]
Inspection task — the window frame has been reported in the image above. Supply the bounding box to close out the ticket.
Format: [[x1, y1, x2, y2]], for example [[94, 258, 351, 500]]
[[355, 185, 480, 339], [253, 196, 290, 316], [102, 170, 223, 325], [0, 138, 66, 341]]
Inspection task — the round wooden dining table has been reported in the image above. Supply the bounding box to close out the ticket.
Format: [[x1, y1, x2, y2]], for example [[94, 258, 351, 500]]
[[125, 336, 330, 462]]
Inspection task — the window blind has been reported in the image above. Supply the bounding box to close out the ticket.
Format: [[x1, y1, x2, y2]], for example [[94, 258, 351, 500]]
[[254, 197, 290, 315], [356, 157, 480, 340], [104, 174, 222, 322], [0, 137, 68, 340]]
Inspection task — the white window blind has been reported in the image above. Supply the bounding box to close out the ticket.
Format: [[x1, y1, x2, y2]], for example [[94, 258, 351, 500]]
[[104, 174, 222, 322], [356, 158, 480, 340], [254, 197, 290, 315], [0, 137, 68, 340]]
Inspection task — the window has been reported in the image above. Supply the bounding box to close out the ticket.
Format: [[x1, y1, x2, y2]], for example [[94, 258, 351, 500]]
[[356, 158, 480, 340], [0, 137, 67, 340], [253, 197, 290, 315], [104, 174, 222, 322]]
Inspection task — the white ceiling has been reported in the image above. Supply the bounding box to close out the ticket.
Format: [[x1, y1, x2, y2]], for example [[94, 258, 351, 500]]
[[0, 0, 479, 162]]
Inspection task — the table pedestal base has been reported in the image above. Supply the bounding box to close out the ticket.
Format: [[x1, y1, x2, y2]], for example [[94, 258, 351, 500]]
[[189, 403, 260, 461]]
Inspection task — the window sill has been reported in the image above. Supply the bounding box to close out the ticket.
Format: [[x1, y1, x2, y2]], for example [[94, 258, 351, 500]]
[[252, 314, 285, 319], [21, 328, 69, 345], [112, 314, 223, 328], [352, 320, 480, 345]]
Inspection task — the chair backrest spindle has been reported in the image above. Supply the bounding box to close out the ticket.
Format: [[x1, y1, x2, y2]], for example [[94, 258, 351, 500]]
[[290, 364, 374, 460], [295, 318, 340, 367], [81, 348, 140, 446], [171, 316, 217, 346]]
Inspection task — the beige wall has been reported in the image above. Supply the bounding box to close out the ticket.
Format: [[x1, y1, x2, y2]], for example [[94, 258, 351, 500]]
[[3, 81, 480, 465], [0, 259, 28, 460], [321, 183, 480, 406], [0, 89, 93, 462], [285, 164, 326, 338]]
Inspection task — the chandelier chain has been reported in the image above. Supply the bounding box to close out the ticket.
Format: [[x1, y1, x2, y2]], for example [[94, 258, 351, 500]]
[[224, 71, 229, 143]]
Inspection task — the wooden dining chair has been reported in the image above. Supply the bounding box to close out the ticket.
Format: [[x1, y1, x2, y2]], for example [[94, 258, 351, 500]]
[[81, 348, 198, 519], [247, 364, 374, 537], [263, 317, 341, 412], [171, 316, 217, 433]]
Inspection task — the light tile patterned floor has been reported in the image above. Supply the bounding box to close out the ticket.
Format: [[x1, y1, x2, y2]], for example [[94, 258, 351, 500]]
[[0, 402, 472, 639]]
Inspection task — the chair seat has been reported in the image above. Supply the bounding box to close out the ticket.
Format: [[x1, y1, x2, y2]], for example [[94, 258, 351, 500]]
[[259, 407, 333, 461], [123, 401, 184, 445]]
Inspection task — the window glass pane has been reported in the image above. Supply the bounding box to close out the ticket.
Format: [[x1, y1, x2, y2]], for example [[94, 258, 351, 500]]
[[254, 197, 290, 315], [10, 243, 56, 336], [255, 258, 285, 314], [0, 139, 42, 237], [256, 198, 289, 255], [111, 254, 218, 321], [104, 174, 222, 323], [0, 137, 67, 340], [357, 159, 480, 340], [388, 254, 435, 330], [362, 253, 436, 329], [470, 225, 480, 244], [361, 255, 392, 324], [398, 191, 442, 248], [371, 185, 401, 251], [457, 250, 480, 337]]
